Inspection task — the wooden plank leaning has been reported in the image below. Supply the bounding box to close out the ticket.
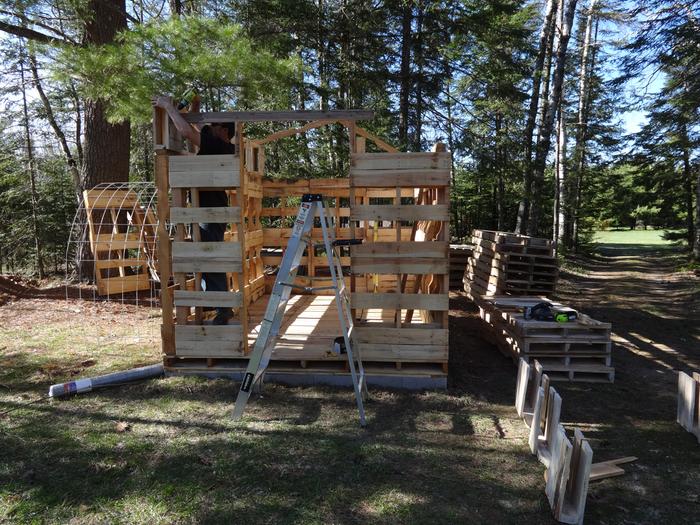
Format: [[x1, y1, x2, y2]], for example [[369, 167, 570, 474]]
[[515, 358, 544, 425], [529, 383, 562, 468], [677, 371, 700, 442], [545, 426, 593, 525]]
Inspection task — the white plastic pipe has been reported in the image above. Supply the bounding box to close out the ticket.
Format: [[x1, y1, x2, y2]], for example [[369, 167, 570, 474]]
[[48, 364, 164, 398]]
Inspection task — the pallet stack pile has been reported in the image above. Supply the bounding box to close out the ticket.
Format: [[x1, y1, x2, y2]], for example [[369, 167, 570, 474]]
[[449, 244, 473, 289], [463, 230, 558, 298], [476, 296, 614, 383]]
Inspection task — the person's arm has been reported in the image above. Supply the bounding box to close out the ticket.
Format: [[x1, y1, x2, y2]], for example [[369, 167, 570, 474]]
[[152, 96, 200, 148]]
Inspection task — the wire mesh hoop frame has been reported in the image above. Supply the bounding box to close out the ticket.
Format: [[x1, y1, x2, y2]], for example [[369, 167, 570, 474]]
[[65, 181, 162, 305]]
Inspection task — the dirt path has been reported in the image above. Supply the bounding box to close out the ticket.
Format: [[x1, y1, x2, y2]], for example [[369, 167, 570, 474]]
[[448, 243, 700, 524], [550, 245, 700, 523], [557, 245, 699, 380]]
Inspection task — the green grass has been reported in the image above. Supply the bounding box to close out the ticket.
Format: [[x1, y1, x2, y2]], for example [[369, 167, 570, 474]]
[[593, 229, 678, 245], [0, 303, 549, 525], [2, 294, 700, 524]]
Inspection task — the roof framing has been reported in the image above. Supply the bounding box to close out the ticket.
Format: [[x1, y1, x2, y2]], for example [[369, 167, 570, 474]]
[[183, 109, 374, 123]]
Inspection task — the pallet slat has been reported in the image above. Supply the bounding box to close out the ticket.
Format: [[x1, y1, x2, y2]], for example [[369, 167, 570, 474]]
[[350, 205, 449, 222], [172, 242, 243, 273], [173, 290, 243, 308], [351, 293, 448, 310], [169, 155, 240, 188], [170, 206, 241, 224]]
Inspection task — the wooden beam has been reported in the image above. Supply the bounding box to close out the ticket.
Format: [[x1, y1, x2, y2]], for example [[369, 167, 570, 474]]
[[183, 110, 374, 124], [354, 126, 399, 153], [252, 119, 335, 145]]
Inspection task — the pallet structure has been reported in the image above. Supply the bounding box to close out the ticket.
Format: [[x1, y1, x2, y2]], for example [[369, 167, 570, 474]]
[[515, 358, 636, 524], [463, 229, 558, 297], [153, 107, 450, 387], [476, 296, 614, 382], [82, 186, 158, 295], [449, 244, 472, 289]]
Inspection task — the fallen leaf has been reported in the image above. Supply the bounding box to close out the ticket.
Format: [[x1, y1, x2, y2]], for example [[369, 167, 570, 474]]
[[115, 421, 131, 433]]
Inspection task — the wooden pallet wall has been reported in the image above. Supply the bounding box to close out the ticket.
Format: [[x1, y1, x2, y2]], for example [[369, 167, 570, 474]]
[[258, 177, 417, 295], [349, 150, 451, 370], [167, 153, 248, 360], [154, 108, 452, 379]]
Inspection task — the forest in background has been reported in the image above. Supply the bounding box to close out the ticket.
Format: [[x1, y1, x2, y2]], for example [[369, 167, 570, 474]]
[[0, 0, 698, 278]]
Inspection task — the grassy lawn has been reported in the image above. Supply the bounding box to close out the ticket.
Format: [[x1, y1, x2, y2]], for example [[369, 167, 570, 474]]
[[593, 229, 678, 245], [2, 291, 699, 524], [0, 298, 549, 525]]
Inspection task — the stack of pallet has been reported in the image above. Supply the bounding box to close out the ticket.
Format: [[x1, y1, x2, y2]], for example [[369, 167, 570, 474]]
[[449, 244, 473, 289], [475, 296, 614, 383], [463, 230, 558, 298]]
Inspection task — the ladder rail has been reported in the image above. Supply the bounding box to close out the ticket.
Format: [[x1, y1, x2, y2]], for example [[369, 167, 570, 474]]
[[232, 199, 316, 419], [318, 203, 367, 426], [232, 195, 368, 426]]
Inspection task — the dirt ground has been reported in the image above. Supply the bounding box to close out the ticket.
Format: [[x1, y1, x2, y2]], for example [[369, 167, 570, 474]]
[[0, 244, 699, 524]]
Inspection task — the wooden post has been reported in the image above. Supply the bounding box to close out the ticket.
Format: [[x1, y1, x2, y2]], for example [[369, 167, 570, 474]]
[[155, 149, 175, 358], [238, 123, 249, 354], [348, 121, 357, 326]]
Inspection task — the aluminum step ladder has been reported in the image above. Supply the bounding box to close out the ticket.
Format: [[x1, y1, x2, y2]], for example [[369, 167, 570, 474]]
[[232, 193, 368, 426]]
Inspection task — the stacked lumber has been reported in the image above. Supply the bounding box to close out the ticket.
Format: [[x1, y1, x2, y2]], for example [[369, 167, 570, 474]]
[[449, 244, 472, 289], [463, 229, 558, 297], [476, 296, 614, 383]]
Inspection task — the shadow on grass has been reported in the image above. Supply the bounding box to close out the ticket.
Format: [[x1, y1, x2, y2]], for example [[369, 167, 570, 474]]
[[0, 379, 552, 525]]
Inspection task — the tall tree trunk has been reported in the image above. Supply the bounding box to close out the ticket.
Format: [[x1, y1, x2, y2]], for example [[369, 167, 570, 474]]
[[527, 0, 578, 236], [81, 0, 130, 190], [398, 3, 412, 150], [495, 114, 504, 230], [695, 164, 700, 260], [682, 138, 694, 251], [412, 1, 424, 152], [535, 23, 557, 147], [516, 0, 557, 234], [69, 81, 84, 166], [19, 53, 45, 278], [553, 99, 566, 249], [570, 0, 597, 250], [28, 50, 82, 192]]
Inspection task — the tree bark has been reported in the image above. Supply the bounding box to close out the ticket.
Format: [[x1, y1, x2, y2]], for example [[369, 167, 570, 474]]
[[516, 0, 557, 234], [527, 0, 578, 236], [682, 138, 694, 251], [553, 98, 566, 249], [570, 0, 597, 249], [695, 164, 700, 260], [496, 114, 504, 230], [412, 1, 424, 152], [81, 0, 130, 189], [28, 51, 82, 192], [19, 53, 45, 278]]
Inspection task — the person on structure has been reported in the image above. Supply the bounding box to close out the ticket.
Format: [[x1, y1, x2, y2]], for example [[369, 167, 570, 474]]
[[152, 96, 236, 325]]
